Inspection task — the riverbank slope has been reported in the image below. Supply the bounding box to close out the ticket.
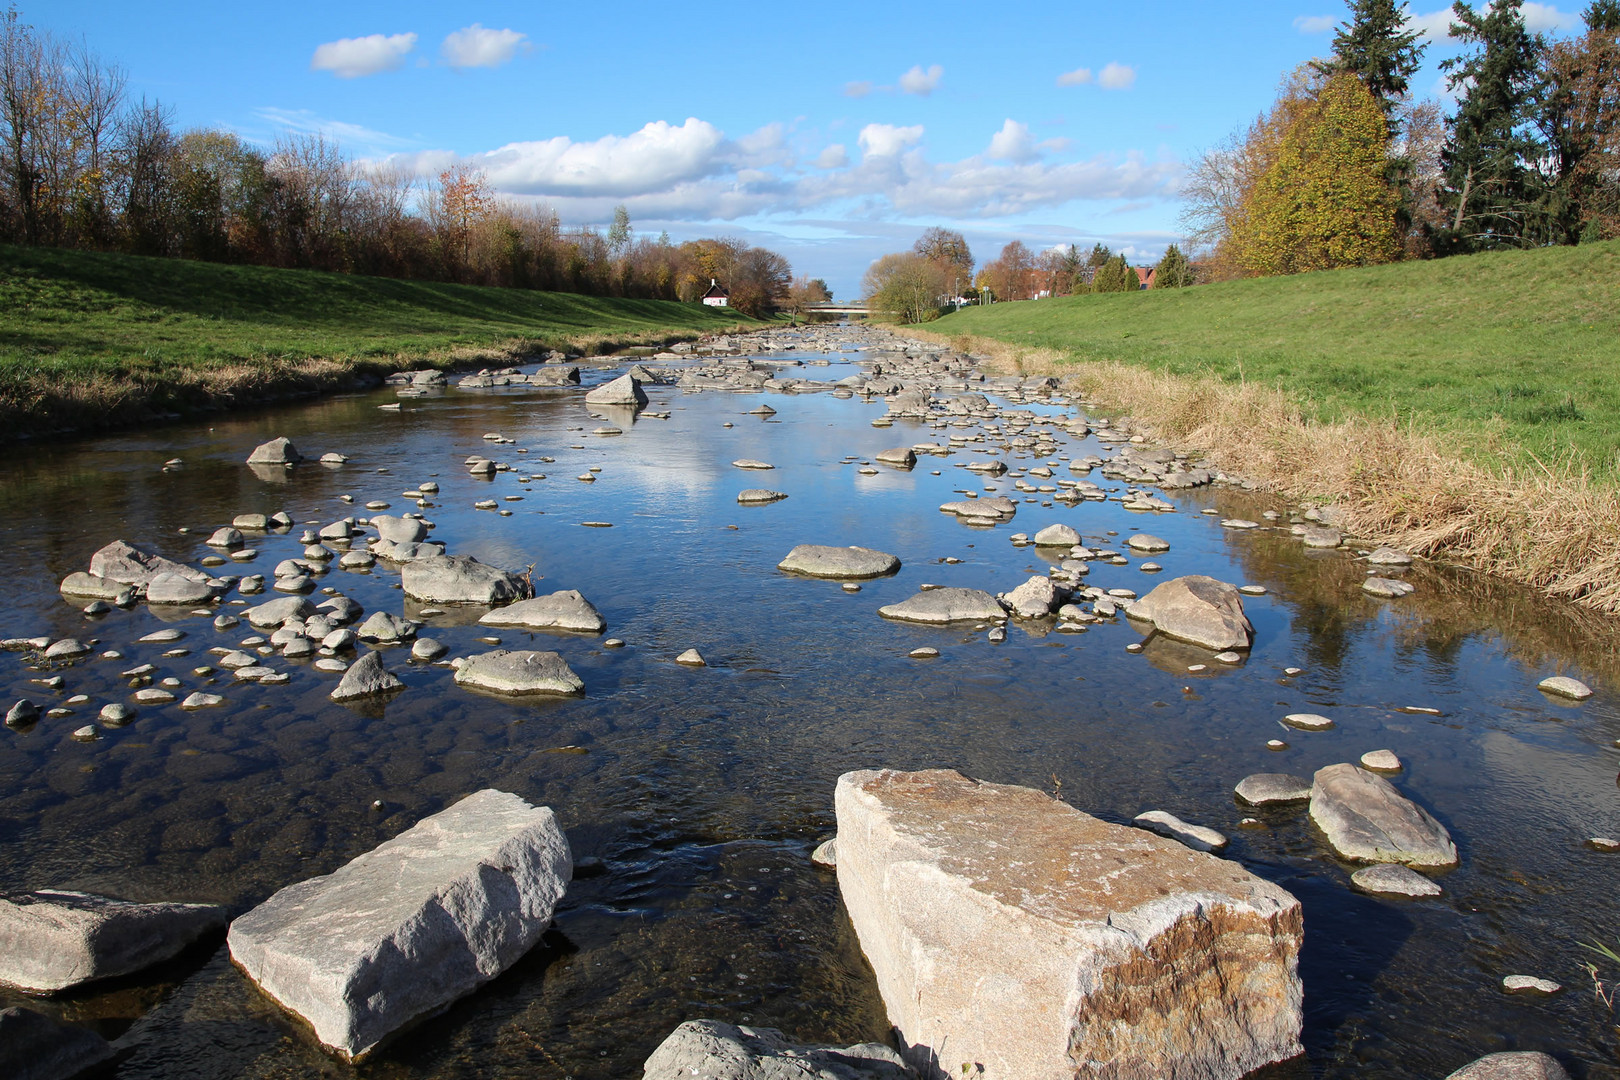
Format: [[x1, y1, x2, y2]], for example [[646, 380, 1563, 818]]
[[0, 245, 765, 440]]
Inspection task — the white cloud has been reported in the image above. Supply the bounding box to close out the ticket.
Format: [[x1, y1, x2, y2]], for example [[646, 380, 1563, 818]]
[[1098, 62, 1136, 90], [898, 64, 943, 95], [816, 144, 849, 168], [843, 80, 874, 98], [440, 24, 528, 68], [256, 107, 416, 154], [1522, 2, 1578, 32], [310, 32, 417, 78], [476, 118, 728, 197], [1294, 14, 1336, 32], [1409, 8, 1456, 38], [987, 119, 1037, 163], [858, 123, 925, 158], [1057, 67, 1093, 86]]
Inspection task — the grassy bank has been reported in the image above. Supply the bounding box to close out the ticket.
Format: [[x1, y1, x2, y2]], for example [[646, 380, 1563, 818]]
[[0, 245, 763, 438], [939, 240, 1620, 477], [920, 242, 1620, 614]]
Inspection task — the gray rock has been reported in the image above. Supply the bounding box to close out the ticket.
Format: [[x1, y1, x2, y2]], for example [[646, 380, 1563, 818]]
[[1300, 526, 1342, 549], [44, 638, 91, 660], [181, 692, 225, 709], [357, 611, 418, 642], [1362, 577, 1415, 598], [246, 437, 301, 466], [1126, 534, 1170, 553], [329, 651, 405, 701], [1032, 524, 1080, 547], [410, 638, 448, 662], [1445, 1053, 1570, 1080], [875, 447, 916, 469], [1309, 763, 1458, 868], [1537, 675, 1592, 699], [89, 539, 209, 587], [1360, 749, 1402, 771], [1502, 975, 1561, 994], [1004, 575, 1062, 618], [585, 373, 648, 407], [227, 789, 571, 1061], [370, 515, 427, 545], [1126, 575, 1253, 651], [1367, 547, 1413, 566], [146, 571, 217, 605], [738, 489, 788, 504], [401, 556, 527, 605], [778, 545, 901, 579], [811, 838, 838, 869], [939, 496, 1017, 520], [371, 540, 446, 562], [0, 1006, 116, 1080], [529, 365, 580, 386], [878, 587, 1005, 624], [1133, 810, 1228, 851], [319, 596, 364, 624], [478, 591, 606, 633], [0, 889, 227, 993], [244, 596, 317, 628], [58, 572, 126, 601], [1349, 863, 1442, 897], [1234, 773, 1313, 805], [642, 1019, 912, 1080], [733, 459, 775, 470], [6, 699, 40, 726], [454, 650, 584, 695], [206, 527, 244, 548], [675, 648, 707, 667]]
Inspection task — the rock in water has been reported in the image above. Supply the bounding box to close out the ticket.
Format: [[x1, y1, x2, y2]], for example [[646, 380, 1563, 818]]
[[777, 545, 901, 579], [1350, 864, 1443, 897], [1362, 577, 1415, 598], [479, 591, 606, 633], [737, 489, 787, 504], [329, 651, 404, 702], [1004, 575, 1062, 618], [1032, 523, 1080, 547], [1127, 575, 1253, 650], [874, 447, 916, 469], [1133, 809, 1228, 851], [835, 768, 1303, 1080], [247, 437, 302, 466], [244, 596, 318, 627], [1537, 675, 1592, 699], [642, 1019, 912, 1080], [1308, 763, 1458, 868], [146, 571, 217, 605], [369, 515, 427, 545], [454, 650, 584, 695], [1235, 773, 1313, 805], [584, 373, 648, 407], [1445, 1052, 1571, 1080], [0, 1007, 117, 1080], [0, 890, 227, 993], [878, 587, 1005, 624], [401, 555, 526, 605], [227, 789, 571, 1061]]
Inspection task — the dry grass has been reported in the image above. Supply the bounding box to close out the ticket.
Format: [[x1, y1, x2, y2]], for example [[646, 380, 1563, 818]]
[[918, 328, 1620, 616]]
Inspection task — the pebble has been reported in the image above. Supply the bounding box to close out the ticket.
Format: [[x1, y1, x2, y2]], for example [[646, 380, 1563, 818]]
[[1283, 713, 1334, 730], [1588, 837, 1619, 851], [133, 688, 175, 704], [72, 725, 99, 741], [909, 647, 940, 659], [1360, 749, 1402, 771], [604, 639, 625, 648], [314, 658, 349, 673], [181, 692, 225, 709], [1267, 739, 1288, 750], [1125, 642, 1143, 653], [1238, 585, 1267, 595], [99, 703, 134, 724], [1502, 975, 1561, 995], [1213, 651, 1243, 664], [841, 583, 861, 593], [1283, 667, 1304, 676]]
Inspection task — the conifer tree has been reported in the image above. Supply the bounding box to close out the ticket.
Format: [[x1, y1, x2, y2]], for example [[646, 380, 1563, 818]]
[[1317, 0, 1427, 130], [1151, 244, 1194, 288], [1091, 254, 1138, 292]]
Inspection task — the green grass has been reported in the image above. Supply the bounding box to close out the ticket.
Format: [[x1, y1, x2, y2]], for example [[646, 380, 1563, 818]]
[[0, 244, 760, 376], [939, 240, 1620, 478]]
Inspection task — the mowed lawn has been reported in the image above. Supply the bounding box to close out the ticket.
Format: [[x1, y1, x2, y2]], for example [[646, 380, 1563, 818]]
[[0, 245, 761, 378], [939, 240, 1620, 478]]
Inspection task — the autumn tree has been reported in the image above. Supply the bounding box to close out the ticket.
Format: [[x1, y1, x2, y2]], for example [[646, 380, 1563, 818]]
[[1540, 1, 1620, 240], [912, 226, 974, 297], [427, 163, 492, 277], [978, 239, 1035, 300], [785, 275, 832, 322], [865, 253, 945, 322]]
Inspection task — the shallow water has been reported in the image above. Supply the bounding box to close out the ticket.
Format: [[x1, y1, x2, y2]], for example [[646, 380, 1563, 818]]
[[1, 345, 1618, 1079]]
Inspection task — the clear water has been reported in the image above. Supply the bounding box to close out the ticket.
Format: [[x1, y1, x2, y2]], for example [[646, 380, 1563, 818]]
[[1, 350, 1617, 1079]]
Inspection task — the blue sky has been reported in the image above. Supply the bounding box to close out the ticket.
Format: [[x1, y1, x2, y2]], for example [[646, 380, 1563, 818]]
[[32, 1, 1588, 297]]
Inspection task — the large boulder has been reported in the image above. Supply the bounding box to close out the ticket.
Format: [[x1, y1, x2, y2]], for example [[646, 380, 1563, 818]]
[[227, 789, 571, 1061], [0, 889, 227, 993], [401, 555, 527, 605], [244, 596, 318, 628], [1308, 763, 1458, 868], [369, 515, 427, 545], [1445, 1053, 1570, 1080], [0, 1007, 116, 1080], [1033, 524, 1080, 547], [1003, 575, 1063, 618], [778, 545, 901, 579], [835, 769, 1303, 1080], [1127, 575, 1253, 651], [478, 591, 606, 633], [585, 373, 648, 407], [88, 539, 209, 588], [146, 571, 218, 606], [58, 572, 128, 601], [454, 650, 584, 695], [247, 437, 302, 466], [329, 651, 405, 702], [875, 447, 916, 469], [877, 588, 1005, 624], [642, 1019, 912, 1080]]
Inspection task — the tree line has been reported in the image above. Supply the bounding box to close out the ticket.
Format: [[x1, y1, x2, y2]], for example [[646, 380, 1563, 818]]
[[0, 9, 796, 315]]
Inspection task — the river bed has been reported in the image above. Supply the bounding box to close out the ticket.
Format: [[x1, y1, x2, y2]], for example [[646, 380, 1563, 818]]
[[1, 328, 1617, 1079]]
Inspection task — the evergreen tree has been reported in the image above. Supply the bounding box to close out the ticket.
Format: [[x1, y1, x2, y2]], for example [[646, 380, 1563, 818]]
[[1438, 0, 1552, 250], [1086, 242, 1112, 267], [1317, 0, 1427, 129], [1151, 244, 1194, 288], [1091, 254, 1138, 292]]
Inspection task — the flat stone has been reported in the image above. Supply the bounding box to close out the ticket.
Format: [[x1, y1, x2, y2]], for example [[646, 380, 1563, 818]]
[[243, 596, 317, 628], [181, 692, 225, 709], [0, 889, 227, 993], [401, 555, 526, 605], [940, 496, 1016, 520], [1032, 523, 1080, 547], [1360, 749, 1402, 771], [454, 650, 584, 695], [878, 587, 1005, 624], [329, 651, 405, 701], [1502, 975, 1561, 994], [1445, 1052, 1571, 1080], [1301, 526, 1342, 548], [1363, 577, 1415, 598], [146, 572, 218, 605], [1126, 533, 1170, 553], [778, 545, 901, 579], [227, 789, 571, 1060], [1367, 547, 1414, 566], [58, 571, 126, 600], [1127, 575, 1253, 650], [1235, 773, 1313, 805], [584, 373, 648, 407], [1309, 763, 1458, 868], [1350, 863, 1443, 897], [1537, 675, 1592, 699], [1133, 809, 1228, 851], [835, 769, 1303, 1079], [0, 1006, 117, 1080], [1283, 713, 1335, 730], [479, 591, 606, 633], [811, 838, 838, 868], [44, 638, 91, 660], [875, 447, 917, 469], [737, 489, 787, 504], [642, 1019, 911, 1080], [247, 437, 302, 466], [732, 459, 774, 470]]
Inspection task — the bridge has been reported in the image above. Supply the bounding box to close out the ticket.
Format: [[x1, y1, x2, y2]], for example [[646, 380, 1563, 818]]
[[804, 302, 870, 316]]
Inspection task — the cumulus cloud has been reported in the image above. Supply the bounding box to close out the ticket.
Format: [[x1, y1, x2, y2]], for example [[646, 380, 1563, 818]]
[[986, 119, 1037, 163], [816, 144, 849, 168], [1098, 62, 1136, 90], [311, 32, 417, 78], [858, 123, 925, 158], [1056, 67, 1093, 86], [898, 64, 944, 95], [476, 118, 728, 197], [1294, 14, 1336, 32], [843, 80, 874, 98], [1521, 2, 1578, 31], [441, 24, 528, 68]]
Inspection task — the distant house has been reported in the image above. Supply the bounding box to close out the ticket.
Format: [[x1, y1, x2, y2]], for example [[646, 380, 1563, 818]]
[[701, 279, 729, 307], [1134, 266, 1154, 290]]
